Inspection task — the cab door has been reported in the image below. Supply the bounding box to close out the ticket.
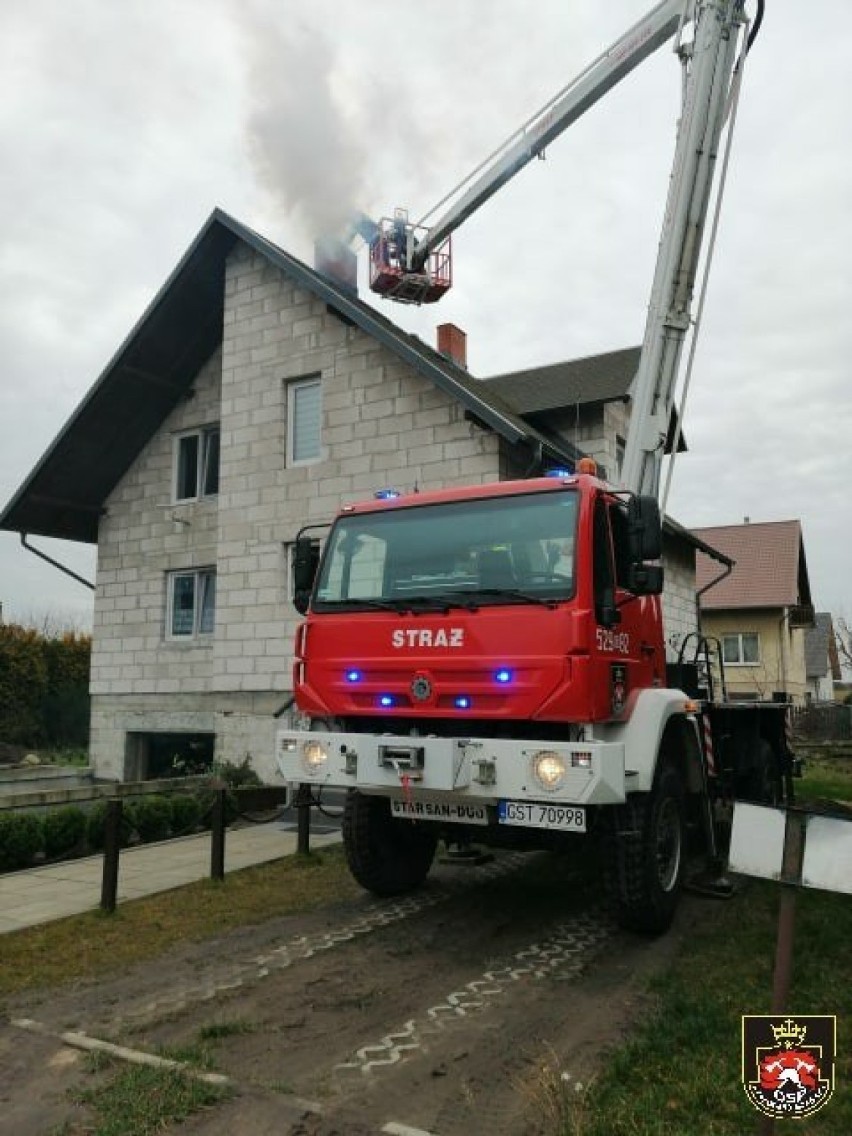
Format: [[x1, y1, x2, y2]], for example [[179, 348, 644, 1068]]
[[591, 496, 658, 718]]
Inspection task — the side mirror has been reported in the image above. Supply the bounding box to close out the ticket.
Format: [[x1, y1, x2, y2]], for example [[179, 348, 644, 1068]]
[[627, 495, 663, 562], [293, 536, 320, 615], [627, 563, 664, 596]]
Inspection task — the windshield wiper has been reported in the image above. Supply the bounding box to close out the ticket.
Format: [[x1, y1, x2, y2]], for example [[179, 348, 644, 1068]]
[[319, 596, 454, 614], [396, 594, 456, 613], [319, 591, 557, 613], [319, 598, 404, 612], [461, 588, 558, 609]]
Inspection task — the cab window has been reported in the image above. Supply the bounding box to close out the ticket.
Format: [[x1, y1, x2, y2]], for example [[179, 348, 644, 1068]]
[[609, 502, 633, 590], [593, 499, 615, 618]]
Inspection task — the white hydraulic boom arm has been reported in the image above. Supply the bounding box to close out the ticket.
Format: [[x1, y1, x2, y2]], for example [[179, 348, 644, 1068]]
[[388, 0, 756, 500], [620, 0, 749, 498], [411, 0, 689, 269]]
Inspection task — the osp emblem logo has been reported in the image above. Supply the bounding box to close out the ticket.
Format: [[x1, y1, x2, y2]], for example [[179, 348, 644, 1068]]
[[742, 1015, 836, 1119], [410, 674, 433, 702]]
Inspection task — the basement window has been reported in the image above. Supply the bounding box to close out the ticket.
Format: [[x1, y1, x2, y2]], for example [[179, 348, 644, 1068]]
[[287, 376, 322, 466], [126, 732, 215, 780], [722, 632, 760, 666], [174, 426, 220, 501], [167, 569, 216, 639]]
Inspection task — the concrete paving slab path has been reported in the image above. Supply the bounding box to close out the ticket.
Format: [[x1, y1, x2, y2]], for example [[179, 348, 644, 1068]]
[[0, 822, 341, 934]]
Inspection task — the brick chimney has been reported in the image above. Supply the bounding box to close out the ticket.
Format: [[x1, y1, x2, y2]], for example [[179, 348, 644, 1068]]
[[314, 236, 358, 296], [437, 322, 467, 369]]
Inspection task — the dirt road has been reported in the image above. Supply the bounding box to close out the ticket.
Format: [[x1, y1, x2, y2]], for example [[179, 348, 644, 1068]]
[[1, 850, 708, 1135]]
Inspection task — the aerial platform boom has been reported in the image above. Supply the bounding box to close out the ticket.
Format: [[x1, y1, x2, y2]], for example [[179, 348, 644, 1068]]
[[366, 0, 755, 501]]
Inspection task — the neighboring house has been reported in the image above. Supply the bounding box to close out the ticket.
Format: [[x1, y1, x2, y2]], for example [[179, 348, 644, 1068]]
[[0, 209, 724, 780], [804, 612, 841, 703], [482, 349, 686, 485], [693, 520, 815, 705]]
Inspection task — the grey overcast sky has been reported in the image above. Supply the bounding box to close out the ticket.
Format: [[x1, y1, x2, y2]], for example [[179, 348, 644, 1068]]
[[1, 0, 850, 628]]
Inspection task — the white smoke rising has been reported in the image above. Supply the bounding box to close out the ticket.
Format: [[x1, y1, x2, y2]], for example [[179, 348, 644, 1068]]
[[234, 2, 379, 248], [230, 0, 448, 255]]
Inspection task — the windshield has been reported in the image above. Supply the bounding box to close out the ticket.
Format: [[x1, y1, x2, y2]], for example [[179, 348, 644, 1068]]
[[314, 491, 578, 610]]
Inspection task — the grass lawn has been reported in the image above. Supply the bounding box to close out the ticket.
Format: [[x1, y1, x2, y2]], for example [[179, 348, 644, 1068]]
[[796, 749, 852, 807], [562, 883, 851, 1135], [561, 747, 852, 1135], [63, 1060, 233, 1136]]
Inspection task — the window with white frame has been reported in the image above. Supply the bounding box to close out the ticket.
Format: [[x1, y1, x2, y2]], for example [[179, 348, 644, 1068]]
[[174, 426, 220, 501], [722, 632, 760, 665], [167, 569, 216, 639], [287, 376, 322, 465]]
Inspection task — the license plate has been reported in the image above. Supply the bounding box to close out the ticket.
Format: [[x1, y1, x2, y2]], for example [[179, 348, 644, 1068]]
[[498, 800, 586, 833], [391, 800, 488, 825]]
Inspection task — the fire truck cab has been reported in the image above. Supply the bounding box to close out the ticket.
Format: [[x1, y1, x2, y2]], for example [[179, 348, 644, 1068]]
[[278, 471, 716, 933]]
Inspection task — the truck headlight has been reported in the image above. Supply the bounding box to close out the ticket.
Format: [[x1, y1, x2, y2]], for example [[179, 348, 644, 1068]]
[[531, 749, 567, 792], [302, 740, 329, 773]]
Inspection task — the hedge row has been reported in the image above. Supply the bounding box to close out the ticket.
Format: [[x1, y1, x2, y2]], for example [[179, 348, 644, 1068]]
[[0, 624, 91, 748], [0, 793, 211, 873]]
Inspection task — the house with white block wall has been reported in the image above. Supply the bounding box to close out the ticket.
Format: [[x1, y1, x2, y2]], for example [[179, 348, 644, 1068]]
[[0, 209, 728, 780]]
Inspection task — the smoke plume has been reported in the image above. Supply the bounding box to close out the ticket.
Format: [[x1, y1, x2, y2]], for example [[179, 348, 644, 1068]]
[[235, 2, 378, 246]]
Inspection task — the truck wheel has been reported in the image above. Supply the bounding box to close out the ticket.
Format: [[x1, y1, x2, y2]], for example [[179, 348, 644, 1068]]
[[342, 790, 438, 897], [606, 762, 686, 935]]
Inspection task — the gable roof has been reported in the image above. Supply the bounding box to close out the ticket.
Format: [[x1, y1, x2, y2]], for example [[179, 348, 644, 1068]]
[[482, 346, 687, 461], [483, 347, 640, 413], [0, 209, 580, 544], [693, 520, 812, 611]]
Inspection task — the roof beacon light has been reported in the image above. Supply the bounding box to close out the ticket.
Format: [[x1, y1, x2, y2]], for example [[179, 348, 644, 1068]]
[[576, 457, 598, 476], [374, 488, 401, 500], [545, 467, 573, 479]]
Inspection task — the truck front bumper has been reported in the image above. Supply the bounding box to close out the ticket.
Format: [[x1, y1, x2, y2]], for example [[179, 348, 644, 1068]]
[[275, 729, 625, 806]]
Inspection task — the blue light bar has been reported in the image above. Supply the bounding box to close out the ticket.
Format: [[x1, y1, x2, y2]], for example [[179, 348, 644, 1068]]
[[454, 695, 472, 710], [374, 488, 401, 500], [345, 669, 363, 683], [544, 467, 574, 479], [494, 668, 513, 684], [378, 694, 396, 708]]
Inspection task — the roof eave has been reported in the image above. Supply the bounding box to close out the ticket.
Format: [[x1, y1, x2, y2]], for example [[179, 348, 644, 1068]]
[[0, 208, 237, 543], [666, 517, 734, 567]]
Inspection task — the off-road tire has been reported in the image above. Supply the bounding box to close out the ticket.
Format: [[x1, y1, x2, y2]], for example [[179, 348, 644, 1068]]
[[605, 762, 686, 935], [342, 790, 438, 897]]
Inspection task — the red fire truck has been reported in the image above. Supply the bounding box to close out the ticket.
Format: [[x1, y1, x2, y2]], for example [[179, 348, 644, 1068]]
[[276, 0, 786, 935]]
